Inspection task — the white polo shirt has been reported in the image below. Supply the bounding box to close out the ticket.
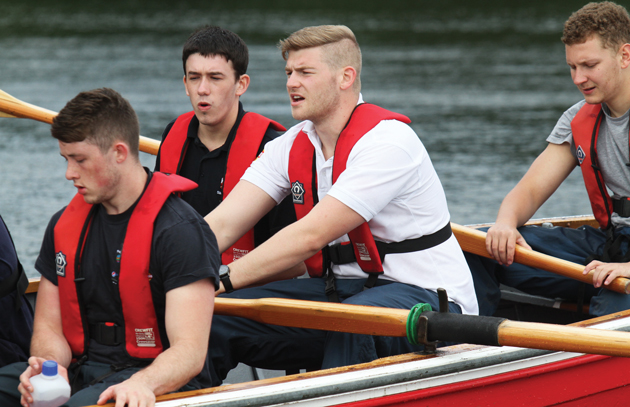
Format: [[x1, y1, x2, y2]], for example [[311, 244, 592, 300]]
[[242, 102, 478, 315]]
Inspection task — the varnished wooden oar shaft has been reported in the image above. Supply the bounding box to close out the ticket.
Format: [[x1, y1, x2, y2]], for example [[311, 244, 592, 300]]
[[0, 89, 161, 155], [498, 319, 630, 357], [217, 297, 630, 358], [451, 222, 630, 294], [214, 297, 409, 337]]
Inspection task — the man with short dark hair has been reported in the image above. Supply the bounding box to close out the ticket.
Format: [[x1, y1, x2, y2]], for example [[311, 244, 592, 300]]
[[0, 88, 219, 407], [468, 1, 630, 317], [155, 26, 296, 266]]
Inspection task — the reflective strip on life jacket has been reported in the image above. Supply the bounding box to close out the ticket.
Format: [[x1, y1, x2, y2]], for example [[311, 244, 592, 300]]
[[54, 172, 197, 359]]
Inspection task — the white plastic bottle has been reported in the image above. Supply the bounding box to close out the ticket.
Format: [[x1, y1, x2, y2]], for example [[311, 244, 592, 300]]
[[30, 360, 71, 407]]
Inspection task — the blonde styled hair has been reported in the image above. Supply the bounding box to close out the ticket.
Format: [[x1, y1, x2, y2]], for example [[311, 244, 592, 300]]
[[279, 25, 362, 91], [562, 2, 630, 51]]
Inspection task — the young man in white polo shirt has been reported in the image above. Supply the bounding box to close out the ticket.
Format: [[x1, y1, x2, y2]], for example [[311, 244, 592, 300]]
[[204, 25, 477, 384]]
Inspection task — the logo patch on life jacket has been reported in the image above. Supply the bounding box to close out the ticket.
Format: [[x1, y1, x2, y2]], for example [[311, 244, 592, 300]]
[[292, 181, 305, 204], [355, 243, 372, 262], [576, 145, 586, 165], [135, 328, 156, 347], [232, 248, 249, 261], [55, 252, 67, 277]]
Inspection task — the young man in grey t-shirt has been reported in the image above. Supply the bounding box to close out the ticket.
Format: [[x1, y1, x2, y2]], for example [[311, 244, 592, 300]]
[[468, 1, 630, 317]]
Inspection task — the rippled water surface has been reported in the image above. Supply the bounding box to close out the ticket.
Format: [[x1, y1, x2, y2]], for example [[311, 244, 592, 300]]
[[0, 0, 603, 276]]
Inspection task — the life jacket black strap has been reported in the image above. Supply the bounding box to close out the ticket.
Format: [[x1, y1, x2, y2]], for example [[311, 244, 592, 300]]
[[89, 322, 125, 346], [328, 222, 453, 265], [612, 197, 630, 218], [321, 247, 341, 303], [363, 273, 380, 291]]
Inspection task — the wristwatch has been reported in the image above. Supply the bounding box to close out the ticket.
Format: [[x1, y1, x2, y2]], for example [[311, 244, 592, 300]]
[[219, 265, 234, 293]]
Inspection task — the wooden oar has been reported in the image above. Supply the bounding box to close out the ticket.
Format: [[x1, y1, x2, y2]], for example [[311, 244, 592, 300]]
[[451, 222, 630, 295], [215, 296, 409, 337], [0, 88, 161, 155], [215, 296, 630, 358]]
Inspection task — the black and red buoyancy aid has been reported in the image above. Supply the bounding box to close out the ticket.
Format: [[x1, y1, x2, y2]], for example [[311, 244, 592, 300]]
[[54, 172, 197, 360], [288, 103, 411, 277], [571, 103, 622, 229], [158, 111, 286, 264]]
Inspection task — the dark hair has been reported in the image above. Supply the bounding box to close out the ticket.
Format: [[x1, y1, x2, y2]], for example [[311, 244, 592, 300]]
[[562, 2, 630, 50], [51, 88, 140, 159], [182, 26, 248, 80]]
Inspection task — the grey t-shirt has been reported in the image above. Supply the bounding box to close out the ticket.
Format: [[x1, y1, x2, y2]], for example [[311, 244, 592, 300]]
[[547, 100, 630, 227]]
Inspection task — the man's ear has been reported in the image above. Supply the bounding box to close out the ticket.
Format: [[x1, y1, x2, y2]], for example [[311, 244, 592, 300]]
[[183, 75, 190, 97], [339, 66, 357, 91], [112, 141, 129, 163], [620, 43, 630, 69], [236, 74, 250, 96]]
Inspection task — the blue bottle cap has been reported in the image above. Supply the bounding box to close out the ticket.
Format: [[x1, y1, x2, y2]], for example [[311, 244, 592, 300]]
[[41, 360, 58, 376]]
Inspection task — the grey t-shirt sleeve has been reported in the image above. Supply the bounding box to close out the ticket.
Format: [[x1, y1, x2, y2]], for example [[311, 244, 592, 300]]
[[546, 100, 587, 156]]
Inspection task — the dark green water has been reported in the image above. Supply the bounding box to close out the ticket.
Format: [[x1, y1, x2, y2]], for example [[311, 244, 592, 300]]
[[0, 0, 619, 276]]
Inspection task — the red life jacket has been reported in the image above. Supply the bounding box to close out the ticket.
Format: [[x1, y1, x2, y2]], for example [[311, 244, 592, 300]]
[[571, 103, 618, 229], [158, 111, 286, 264], [288, 103, 411, 277], [54, 172, 197, 359]]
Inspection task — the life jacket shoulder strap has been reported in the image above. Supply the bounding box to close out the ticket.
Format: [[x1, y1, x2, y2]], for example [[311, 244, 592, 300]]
[[221, 113, 286, 264], [571, 103, 613, 229], [158, 111, 196, 174]]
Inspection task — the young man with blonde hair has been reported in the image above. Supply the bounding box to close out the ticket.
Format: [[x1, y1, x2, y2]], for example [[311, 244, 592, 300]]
[[0, 88, 219, 407], [468, 2, 630, 316], [203, 25, 477, 385]]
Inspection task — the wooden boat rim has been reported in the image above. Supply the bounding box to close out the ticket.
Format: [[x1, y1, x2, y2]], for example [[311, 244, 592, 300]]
[[144, 309, 630, 407]]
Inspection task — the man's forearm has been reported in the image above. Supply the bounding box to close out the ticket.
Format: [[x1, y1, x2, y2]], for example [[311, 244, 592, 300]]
[[30, 278, 73, 368], [226, 196, 366, 290], [495, 188, 539, 228], [126, 340, 207, 396], [30, 329, 72, 368]]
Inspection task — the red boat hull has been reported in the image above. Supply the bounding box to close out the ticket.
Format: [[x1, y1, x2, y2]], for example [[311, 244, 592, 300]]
[[337, 354, 630, 407]]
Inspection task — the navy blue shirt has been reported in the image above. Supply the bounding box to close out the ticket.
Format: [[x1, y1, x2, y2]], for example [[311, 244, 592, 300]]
[[0, 215, 33, 367]]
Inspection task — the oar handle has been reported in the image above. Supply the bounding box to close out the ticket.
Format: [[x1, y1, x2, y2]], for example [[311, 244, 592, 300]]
[[451, 222, 630, 294], [0, 89, 160, 155]]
